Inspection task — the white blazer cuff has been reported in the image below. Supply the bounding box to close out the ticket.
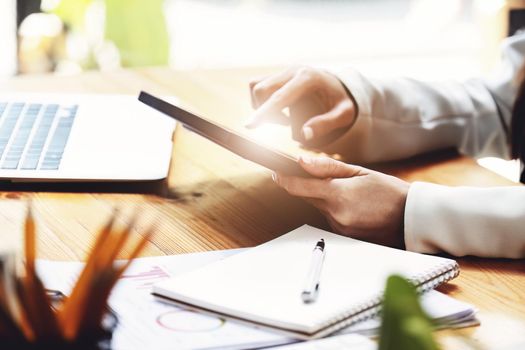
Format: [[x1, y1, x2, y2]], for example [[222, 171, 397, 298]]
[[405, 181, 525, 258]]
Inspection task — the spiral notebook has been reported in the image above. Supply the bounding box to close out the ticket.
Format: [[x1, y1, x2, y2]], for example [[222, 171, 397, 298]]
[[153, 225, 459, 339]]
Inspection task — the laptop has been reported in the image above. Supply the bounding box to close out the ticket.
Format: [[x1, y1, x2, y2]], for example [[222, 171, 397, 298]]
[[0, 94, 175, 182]]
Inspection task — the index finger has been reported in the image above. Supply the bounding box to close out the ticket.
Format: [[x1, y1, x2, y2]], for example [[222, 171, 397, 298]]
[[248, 73, 312, 128], [249, 70, 294, 108]]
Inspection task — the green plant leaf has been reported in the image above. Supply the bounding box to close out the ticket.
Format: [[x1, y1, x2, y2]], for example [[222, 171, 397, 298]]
[[104, 0, 169, 67], [379, 275, 440, 350]]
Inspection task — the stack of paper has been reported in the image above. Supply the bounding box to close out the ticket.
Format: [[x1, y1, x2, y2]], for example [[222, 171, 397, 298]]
[[339, 290, 478, 336], [38, 248, 478, 349]]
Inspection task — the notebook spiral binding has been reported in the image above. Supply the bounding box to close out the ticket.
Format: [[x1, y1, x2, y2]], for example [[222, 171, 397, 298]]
[[315, 260, 460, 338]]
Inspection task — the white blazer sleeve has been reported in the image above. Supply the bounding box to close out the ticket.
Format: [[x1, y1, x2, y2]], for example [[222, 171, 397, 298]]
[[328, 33, 525, 163], [405, 182, 525, 258]]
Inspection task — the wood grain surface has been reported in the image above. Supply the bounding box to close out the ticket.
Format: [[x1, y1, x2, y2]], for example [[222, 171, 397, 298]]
[[0, 67, 523, 348]]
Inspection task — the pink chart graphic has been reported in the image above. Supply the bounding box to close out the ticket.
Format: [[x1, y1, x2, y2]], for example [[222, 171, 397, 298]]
[[120, 265, 170, 290]]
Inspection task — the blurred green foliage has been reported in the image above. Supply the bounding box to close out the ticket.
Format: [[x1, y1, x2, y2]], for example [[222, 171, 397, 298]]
[[379, 275, 440, 350], [105, 0, 169, 67], [49, 0, 169, 67], [51, 0, 92, 32]]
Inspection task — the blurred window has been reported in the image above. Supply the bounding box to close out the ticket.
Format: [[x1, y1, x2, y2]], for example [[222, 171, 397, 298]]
[[165, 0, 503, 80]]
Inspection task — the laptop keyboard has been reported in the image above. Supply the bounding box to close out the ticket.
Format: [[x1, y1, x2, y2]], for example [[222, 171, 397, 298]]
[[0, 102, 77, 170]]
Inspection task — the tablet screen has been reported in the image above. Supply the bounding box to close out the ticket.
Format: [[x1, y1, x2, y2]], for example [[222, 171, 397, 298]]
[[138, 91, 310, 177]]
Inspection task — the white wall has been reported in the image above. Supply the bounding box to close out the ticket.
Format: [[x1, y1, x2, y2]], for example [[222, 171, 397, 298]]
[[0, 0, 17, 77]]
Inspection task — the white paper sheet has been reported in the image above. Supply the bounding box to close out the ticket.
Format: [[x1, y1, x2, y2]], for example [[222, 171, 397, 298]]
[[37, 250, 293, 350], [270, 334, 376, 350]]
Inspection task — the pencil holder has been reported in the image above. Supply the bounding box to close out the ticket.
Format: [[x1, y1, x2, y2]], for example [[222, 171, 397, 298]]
[[0, 207, 153, 350], [0, 313, 115, 350]]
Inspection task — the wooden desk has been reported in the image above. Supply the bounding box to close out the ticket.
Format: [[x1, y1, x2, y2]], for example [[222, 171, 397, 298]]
[[0, 67, 524, 348]]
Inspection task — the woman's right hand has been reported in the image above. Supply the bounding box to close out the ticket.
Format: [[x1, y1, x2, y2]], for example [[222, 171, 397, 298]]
[[246, 66, 357, 144]]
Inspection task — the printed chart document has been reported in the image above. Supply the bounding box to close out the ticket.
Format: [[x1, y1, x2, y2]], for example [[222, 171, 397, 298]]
[[37, 250, 293, 350], [37, 248, 477, 349]]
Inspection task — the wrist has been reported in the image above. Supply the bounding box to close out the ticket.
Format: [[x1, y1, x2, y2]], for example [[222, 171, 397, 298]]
[[394, 179, 410, 250]]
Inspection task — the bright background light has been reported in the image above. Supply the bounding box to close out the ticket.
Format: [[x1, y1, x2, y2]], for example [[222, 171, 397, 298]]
[[165, 0, 498, 80]]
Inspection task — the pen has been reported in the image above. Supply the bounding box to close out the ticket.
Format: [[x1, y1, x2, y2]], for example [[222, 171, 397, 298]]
[[301, 239, 326, 304]]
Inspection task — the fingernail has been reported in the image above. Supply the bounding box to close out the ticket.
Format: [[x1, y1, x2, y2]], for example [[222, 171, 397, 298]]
[[271, 172, 278, 183], [244, 115, 258, 128], [302, 126, 313, 141], [300, 155, 312, 164]]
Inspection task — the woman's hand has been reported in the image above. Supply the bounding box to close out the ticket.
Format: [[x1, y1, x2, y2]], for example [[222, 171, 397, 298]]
[[247, 67, 356, 143], [273, 156, 409, 248]]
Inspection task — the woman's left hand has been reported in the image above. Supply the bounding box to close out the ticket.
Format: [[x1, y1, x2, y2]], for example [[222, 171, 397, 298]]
[[273, 156, 410, 248]]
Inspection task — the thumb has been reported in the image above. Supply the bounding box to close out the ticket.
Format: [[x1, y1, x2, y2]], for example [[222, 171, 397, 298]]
[[298, 156, 364, 179]]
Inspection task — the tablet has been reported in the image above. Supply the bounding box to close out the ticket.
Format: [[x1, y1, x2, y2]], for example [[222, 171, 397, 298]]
[[138, 91, 310, 177]]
